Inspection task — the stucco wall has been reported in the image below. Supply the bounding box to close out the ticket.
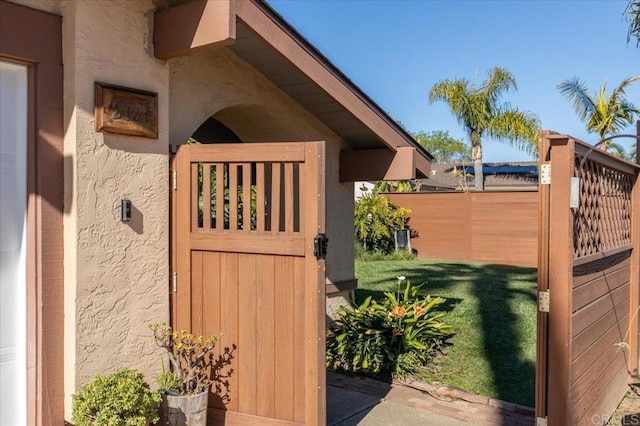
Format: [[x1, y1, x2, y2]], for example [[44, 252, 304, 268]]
[[60, 0, 170, 417], [169, 47, 355, 284], [10, 0, 356, 419]]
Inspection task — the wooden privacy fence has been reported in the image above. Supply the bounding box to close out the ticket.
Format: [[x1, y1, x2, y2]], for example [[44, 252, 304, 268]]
[[537, 131, 640, 425], [386, 191, 538, 267]]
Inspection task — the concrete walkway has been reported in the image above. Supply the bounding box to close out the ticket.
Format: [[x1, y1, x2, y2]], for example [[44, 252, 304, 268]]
[[327, 385, 470, 425], [326, 372, 535, 426]]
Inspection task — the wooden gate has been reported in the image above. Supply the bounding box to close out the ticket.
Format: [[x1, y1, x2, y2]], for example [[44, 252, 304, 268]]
[[536, 131, 640, 425], [171, 142, 326, 425]]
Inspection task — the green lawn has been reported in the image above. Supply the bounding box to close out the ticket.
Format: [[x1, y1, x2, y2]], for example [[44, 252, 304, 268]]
[[355, 259, 537, 407]]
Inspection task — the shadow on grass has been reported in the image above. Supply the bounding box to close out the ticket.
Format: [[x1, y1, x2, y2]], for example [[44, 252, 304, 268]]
[[356, 260, 537, 409]]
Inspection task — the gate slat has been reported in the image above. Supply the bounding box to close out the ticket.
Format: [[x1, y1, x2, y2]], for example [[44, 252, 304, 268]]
[[274, 256, 294, 421], [256, 163, 265, 234], [284, 162, 294, 235], [202, 252, 221, 344], [191, 251, 203, 336], [238, 253, 257, 415], [202, 164, 211, 232], [256, 255, 276, 418], [293, 256, 305, 424], [220, 252, 239, 412], [229, 164, 238, 231], [243, 163, 251, 232], [176, 146, 192, 334], [191, 163, 199, 232], [271, 162, 281, 234], [215, 163, 224, 231]]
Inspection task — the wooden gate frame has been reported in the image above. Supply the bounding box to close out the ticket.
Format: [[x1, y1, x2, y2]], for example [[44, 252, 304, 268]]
[[170, 142, 326, 425], [536, 130, 640, 425]]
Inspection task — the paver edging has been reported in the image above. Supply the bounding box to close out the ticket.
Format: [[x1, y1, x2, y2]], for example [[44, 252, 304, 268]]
[[393, 377, 535, 415]]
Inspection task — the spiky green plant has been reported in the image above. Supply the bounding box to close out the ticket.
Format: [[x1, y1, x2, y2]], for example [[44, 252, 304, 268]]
[[326, 277, 452, 377]]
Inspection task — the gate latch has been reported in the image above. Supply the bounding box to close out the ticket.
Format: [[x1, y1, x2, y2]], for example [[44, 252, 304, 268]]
[[314, 234, 329, 260]]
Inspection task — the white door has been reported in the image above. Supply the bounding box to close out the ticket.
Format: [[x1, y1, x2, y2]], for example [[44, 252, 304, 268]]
[[0, 61, 28, 426]]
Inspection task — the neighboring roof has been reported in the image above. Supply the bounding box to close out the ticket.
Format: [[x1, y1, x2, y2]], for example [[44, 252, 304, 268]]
[[160, 0, 433, 176], [420, 162, 539, 191]]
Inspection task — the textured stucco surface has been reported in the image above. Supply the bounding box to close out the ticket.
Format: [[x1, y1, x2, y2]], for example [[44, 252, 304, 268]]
[[12, 0, 358, 418], [60, 0, 170, 418], [169, 47, 355, 284]]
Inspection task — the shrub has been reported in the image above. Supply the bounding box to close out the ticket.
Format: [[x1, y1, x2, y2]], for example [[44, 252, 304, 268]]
[[72, 369, 161, 426], [354, 244, 417, 261], [354, 193, 411, 253], [326, 277, 452, 378]]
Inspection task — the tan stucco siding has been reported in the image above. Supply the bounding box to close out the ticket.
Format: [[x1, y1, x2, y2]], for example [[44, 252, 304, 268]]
[[60, 0, 170, 418], [9, 0, 356, 419], [169, 47, 355, 284]]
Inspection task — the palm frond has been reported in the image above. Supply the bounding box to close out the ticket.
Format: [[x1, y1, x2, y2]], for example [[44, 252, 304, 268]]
[[611, 75, 640, 100], [481, 67, 517, 107], [608, 142, 632, 161], [626, 0, 640, 47], [485, 109, 541, 156], [557, 77, 597, 123], [429, 79, 480, 133]]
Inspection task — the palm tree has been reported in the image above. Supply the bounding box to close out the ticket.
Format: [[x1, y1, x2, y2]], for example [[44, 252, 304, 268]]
[[429, 67, 540, 191], [626, 0, 640, 47], [557, 76, 640, 151]]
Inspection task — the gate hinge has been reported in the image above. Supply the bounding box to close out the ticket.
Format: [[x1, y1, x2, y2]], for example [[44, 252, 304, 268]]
[[172, 170, 177, 190], [172, 272, 177, 293], [314, 234, 329, 260], [570, 177, 580, 208], [536, 417, 547, 426], [540, 163, 551, 185], [539, 290, 550, 312]]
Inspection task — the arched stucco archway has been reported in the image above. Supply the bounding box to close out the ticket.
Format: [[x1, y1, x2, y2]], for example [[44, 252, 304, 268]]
[[189, 103, 317, 144]]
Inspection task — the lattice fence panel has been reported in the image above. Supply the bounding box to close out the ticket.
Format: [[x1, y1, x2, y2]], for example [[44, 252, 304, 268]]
[[573, 155, 633, 258]]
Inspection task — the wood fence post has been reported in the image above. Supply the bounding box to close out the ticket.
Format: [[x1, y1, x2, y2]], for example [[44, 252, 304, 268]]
[[629, 121, 640, 381], [546, 136, 574, 426], [536, 131, 551, 421]]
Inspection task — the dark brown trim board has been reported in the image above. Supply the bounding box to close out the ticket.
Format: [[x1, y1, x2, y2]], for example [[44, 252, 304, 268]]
[[326, 279, 358, 294], [0, 2, 64, 425]]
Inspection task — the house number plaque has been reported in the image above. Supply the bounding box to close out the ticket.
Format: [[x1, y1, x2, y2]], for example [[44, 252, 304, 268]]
[[95, 82, 158, 138]]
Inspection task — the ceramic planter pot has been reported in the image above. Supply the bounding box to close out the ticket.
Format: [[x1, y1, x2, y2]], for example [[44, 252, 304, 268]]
[[158, 388, 208, 426]]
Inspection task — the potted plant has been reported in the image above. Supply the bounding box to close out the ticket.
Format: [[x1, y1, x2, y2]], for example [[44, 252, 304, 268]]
[[71, 368, 161, 426], [149, 321, 221, 426]]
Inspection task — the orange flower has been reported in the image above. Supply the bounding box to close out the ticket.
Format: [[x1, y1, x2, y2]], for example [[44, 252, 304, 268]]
[[390, 306, 406, 319], [414, 306, 425, 317]]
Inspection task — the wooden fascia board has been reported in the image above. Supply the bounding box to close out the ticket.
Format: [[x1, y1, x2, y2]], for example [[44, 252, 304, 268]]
[[154, 0, 236, 59], [340, 147, 426, 182], [234, 0, 428, 157], [414, 149, 431, 178]]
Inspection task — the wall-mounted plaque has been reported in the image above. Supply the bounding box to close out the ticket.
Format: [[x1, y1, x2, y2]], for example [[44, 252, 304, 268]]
[[95, 82, 158, 138]]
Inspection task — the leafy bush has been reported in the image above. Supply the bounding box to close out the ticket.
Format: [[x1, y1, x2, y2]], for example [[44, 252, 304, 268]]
[[354, 244, 417, 261], [72, 369, 161, 426], [354, 193, 411, 253], [326, 277, 452, 377]]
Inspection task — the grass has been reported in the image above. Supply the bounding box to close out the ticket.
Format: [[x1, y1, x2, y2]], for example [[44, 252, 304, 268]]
[[355, 259, 537, 407]]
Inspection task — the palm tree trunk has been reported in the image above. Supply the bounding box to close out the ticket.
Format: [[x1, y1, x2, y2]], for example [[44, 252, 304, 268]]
[[471, 132, 484, 191]]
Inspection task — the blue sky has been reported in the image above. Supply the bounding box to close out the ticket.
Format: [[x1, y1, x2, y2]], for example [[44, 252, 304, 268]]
[[267, 0, 639, 162]]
